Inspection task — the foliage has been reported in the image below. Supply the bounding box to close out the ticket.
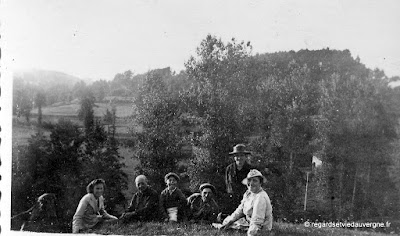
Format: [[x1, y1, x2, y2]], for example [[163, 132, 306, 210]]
[[77, 93, 96, 132], [183, 35, 252, 197], [11, 35, 400, 230], [132, 70, 186, 191], [12, 108, 127, 231], [35, 92, 46, 125]]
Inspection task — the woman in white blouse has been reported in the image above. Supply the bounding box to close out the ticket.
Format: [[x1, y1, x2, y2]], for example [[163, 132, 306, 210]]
[[220, 169, 273, 236], [72, 179, 118, 233]]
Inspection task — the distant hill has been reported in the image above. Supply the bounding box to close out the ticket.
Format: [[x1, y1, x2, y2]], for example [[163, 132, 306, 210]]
[[13, 69, 83, 89]]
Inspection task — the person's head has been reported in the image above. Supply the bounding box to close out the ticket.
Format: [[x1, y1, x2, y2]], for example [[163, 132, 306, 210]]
[[164, 172, 180, 190], [243, 169, 266, 193], [86, 179, 106, 199], [199, 183, 216, 202], [229, 144, 251, 166], [135, 175, 148, 192]]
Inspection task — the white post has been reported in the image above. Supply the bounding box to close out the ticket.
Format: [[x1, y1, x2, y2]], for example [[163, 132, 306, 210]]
[[304, 171, 310, 211]]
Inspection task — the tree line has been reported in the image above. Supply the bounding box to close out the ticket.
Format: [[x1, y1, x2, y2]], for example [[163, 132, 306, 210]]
[[132, 35, 400, 222], [12, 35, 400, 230]]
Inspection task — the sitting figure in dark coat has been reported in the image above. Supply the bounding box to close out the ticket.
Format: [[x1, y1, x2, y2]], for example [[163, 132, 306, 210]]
[[11, 193, 60, 233], [119, 175, 159, 222], [187, 183, 220, 224], [159, 172, 188, 222]]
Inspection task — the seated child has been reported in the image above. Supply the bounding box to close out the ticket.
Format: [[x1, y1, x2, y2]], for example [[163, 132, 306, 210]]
[[159, 172, 188, 222]]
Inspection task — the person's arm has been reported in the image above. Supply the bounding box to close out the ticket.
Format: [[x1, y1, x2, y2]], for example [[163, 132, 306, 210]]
[[186, 194, 195, 220], [225, 165, 233, 194], [72, 196, 89, 233], [191, 197, 203, 219], [247, 194, 269, 236], [126, 194, 137, 212], [221, 194, 245, 229], [99, 197, 118, 220]]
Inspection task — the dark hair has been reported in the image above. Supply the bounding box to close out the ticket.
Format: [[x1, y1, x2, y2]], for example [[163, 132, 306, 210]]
[[86, 179, 106, 193]]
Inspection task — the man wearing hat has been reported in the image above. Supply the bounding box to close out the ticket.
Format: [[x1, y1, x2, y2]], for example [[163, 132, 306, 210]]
[[187, 183, 220, 223], [219, 169, 273, 235], [225, 144, 253, 211]]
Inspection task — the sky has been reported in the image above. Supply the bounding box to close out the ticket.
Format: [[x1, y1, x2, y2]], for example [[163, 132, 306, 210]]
[[2, 0, 400, 80]]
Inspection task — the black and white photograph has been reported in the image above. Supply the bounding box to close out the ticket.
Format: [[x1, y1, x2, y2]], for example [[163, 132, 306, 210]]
[[1, 0, 400, 235]]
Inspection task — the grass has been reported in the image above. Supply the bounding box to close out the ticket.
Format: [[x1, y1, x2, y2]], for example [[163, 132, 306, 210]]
[[89, 221, 395, 236]]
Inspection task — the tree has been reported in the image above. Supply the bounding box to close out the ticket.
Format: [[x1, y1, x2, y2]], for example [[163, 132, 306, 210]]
[[78, 92, 96, 133], [184, 35, 252, 167], [90, 80, 110, 102], [12, 117, 127, 231], [317, 64, 399, 219], [35, 92, 46, 126], [133, 70, 184, 191], [72, 81, 88, 100]]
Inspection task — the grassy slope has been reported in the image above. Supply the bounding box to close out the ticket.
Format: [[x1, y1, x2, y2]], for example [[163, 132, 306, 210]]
[[92, 221, 393, 236]]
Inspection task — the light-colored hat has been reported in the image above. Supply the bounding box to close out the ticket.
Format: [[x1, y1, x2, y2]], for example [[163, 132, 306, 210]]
[[199, 183, 216, 194], [242, 169, 267, 185], [229, 144, 251, 155]]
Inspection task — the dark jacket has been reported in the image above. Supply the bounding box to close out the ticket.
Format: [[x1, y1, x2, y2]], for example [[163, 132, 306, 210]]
[[159, 187, 188, 221], [187, 193, 219, 223], [225, 162, 252, 195], [127, 187, 159, 221]]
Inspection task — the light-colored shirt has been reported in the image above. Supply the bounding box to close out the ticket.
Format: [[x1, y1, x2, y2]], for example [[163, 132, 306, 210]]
[[72, 193, 115, 233], [224, 189, 273, 236]]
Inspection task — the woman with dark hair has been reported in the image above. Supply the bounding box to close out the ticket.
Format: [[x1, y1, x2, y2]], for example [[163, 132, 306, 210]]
[[72, 179, 118, 233], [218, 169, 273, 236]]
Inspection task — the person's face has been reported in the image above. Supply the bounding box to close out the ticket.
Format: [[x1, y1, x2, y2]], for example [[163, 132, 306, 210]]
[[247, 177, 262, 193], [201, 188, 213, 202], [93, 184, 104, 199], [135, 178, 148, 192], [234, 153, 247, 166], [166, 177, 177, 189]]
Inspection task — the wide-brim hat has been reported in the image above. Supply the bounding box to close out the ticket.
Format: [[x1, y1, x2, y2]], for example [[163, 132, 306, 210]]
[[199, 183, 216, 194], [229, 144, 251, 155], [165, 172, 180, 182], [242, 169, 267, 185]]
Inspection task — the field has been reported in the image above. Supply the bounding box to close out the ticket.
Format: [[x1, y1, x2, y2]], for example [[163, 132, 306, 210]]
[[13, 101, 140, 200], [30, 101, 135, 118]]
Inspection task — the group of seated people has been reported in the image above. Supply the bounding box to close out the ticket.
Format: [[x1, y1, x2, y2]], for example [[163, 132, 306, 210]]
[[72, 144, 273, 236]]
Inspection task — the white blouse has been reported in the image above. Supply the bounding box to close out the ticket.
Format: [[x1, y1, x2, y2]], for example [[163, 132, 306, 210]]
[[224, 189, 273, 235]]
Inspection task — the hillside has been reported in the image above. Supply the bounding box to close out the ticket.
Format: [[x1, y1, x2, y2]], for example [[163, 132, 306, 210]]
[[13, 69, 84, 88]]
